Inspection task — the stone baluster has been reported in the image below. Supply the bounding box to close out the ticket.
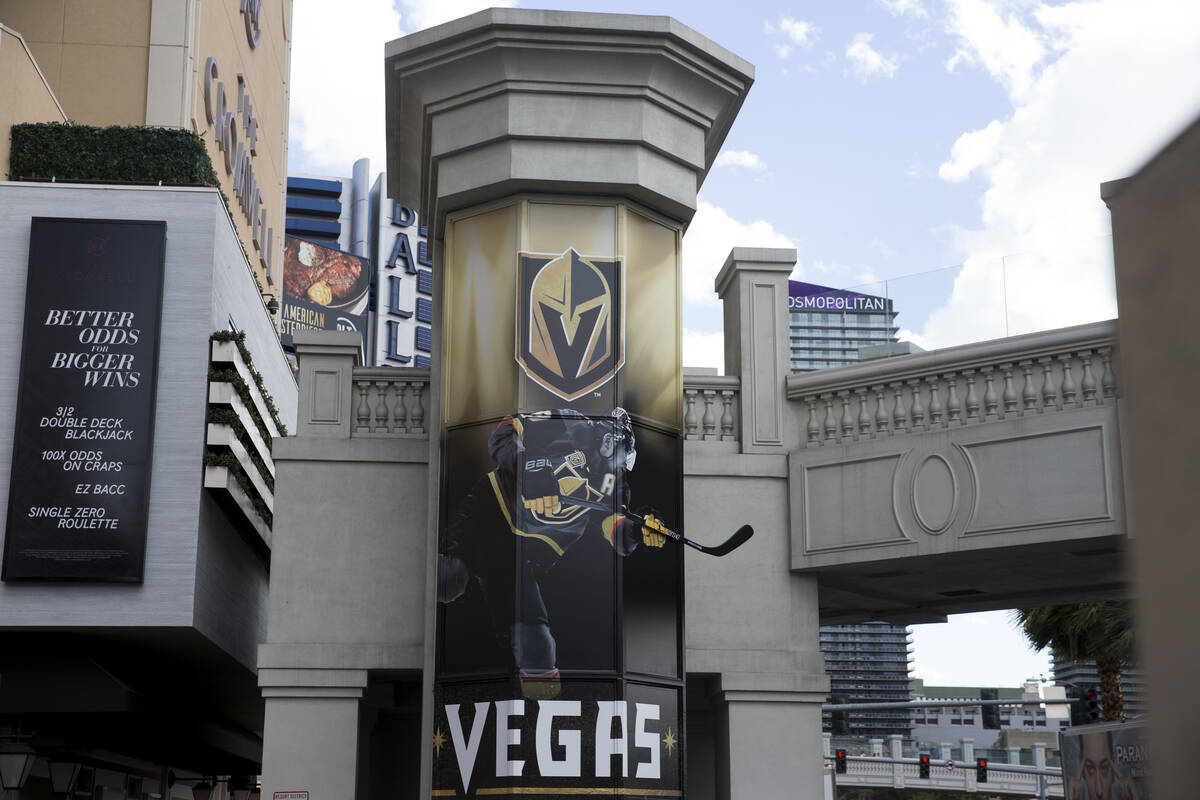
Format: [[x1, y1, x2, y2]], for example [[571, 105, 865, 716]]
[[1099, 347, 1116, 399], [373, 380, 390, 432], [720, 389, 736, 440], [926, 376, 944, 426], [946, 374, 962, 425], [701, 389, 717, 440], [395, 382, 412, 433], [890, 382, 906, 434], [823, 394, 837, 442], [410, 382, 426, 434], [1058, 354, 1077, 407], [355, 379, 372, 432], [1020, 360, 1037, 412], [856, 388, 871, 437], [1039, 357, 1058, 411], [1001, 363, 1018, 415], [684, 388, 699, 439], [982, 367, 999, 419], [963, 369, 980, 421], [908, 379, 925, 430], [873, 385, 890, 436], [1079, 349, 1098, 405], [805, 397, 819, 445], [839, 391, 854, 440]]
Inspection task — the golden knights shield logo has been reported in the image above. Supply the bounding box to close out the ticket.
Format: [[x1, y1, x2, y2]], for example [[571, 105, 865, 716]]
[[517, 248, 624, 401]]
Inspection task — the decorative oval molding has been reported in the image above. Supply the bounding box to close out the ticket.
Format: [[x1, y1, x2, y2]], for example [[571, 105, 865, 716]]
[[912, 453, 958, 535]]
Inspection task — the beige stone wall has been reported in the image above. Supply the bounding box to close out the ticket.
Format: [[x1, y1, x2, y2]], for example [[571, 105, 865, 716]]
[[0, 0, 291, 294], [0, 0, 152, 125], [0, 25, 69, 175]]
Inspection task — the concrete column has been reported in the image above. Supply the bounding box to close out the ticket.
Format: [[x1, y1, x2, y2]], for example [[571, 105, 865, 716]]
[[938, 742, 952, 762], [715, 248, 798, 453], [962, 738, 975, 791], [714, 686, 828, 800], [888, 734, 904, 788], [292, 330, 361, 439], [259, 669, 368, 800], [1007, 745, 1021, 765], [869, 739, 884, 757], [384, 10, 755, 799]]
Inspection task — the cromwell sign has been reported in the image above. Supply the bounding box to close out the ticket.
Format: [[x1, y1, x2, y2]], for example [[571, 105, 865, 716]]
[[2, 218, 166, 582]]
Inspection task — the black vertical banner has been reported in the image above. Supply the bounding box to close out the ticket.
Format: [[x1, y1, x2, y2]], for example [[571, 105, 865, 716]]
[[3, 218, 167, 582]]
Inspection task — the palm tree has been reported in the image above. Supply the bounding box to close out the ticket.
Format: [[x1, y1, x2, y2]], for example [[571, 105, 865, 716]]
[[1013, 601, 1134, 722]]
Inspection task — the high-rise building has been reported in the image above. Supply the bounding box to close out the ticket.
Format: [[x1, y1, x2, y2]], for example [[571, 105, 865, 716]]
[[788, 280, 898, 372], [1052, 651, 1146, 718], [284, 161, 432, 367], [789, 280, 911, 737], [822, 622, 914, 737]]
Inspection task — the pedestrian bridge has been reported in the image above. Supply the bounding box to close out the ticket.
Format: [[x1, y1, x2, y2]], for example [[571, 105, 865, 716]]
[[825, 735, 1063, 797], [682, 248, 1126, 626]]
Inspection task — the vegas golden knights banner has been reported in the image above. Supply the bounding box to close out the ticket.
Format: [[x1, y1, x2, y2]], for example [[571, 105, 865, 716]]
[[435, 201, 684, 798]]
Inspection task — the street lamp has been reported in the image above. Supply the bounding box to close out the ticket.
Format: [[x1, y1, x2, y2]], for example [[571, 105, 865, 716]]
[[48, 761, 82, 795], [228, 776, 253, 800], [190, 781, 213, 800], [0, 744, 37, 791]]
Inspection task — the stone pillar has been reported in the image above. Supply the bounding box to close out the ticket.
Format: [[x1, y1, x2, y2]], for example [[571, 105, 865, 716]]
[[715, 248, 798, 453], [259, 669, 368, 800], [291, 330, 361, 439], [962, 738, 976, 791], [888, 734, 905, 788], [715, 686, 828, 800], [385, 9, 753, 799]]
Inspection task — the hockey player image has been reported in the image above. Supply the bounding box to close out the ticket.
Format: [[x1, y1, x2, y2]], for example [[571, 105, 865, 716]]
[[437, 407, 668, 694]]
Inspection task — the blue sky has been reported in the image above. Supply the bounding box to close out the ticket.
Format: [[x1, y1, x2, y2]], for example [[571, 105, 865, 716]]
[[287, 0, 1200, 688]]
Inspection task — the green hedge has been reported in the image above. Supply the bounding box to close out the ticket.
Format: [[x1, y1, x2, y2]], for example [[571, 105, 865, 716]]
[[8, 122, 220, 185]]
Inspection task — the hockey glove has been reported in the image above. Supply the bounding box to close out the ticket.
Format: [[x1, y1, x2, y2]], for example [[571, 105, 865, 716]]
[[640, 513, 668, 548]]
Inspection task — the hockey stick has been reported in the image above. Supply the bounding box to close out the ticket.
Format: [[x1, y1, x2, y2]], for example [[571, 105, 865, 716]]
[[555, 495, 753, 557]]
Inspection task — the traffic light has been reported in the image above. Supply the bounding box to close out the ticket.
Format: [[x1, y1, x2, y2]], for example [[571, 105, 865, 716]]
[[919, 754, 931, 779], [835, 750, 847, 774], [981, 687, 1001, 729], [976, 758, 988, 783], [1084, 687, 1103, 721], [1068, 685, 1086, 725]]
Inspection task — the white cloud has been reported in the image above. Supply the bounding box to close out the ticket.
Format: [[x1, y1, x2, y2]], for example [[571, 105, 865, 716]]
[[765, 16, 817, 58], [780, 17, 816, 46], [911, 611, 1053, 687], [919, 0, 1200, 349], [288, 0, 512, 176], [943, 0, 1047, 101], [714, 150, 767, 171], [938, 119, 1004, 182], [681, 199, 795, 307], [288, 0, 402, 176], [682, 329, 726, 372], [878, 0, 928, 18], [846, 32, 900, 80]]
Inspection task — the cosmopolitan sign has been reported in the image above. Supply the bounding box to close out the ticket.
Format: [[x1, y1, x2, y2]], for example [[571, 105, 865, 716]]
[[788, 280, 890, 312]]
